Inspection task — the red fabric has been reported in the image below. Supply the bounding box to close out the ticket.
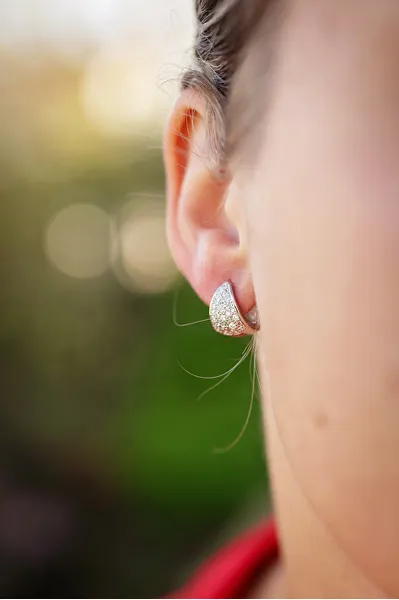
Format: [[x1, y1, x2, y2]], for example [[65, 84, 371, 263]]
[[168, 519, 278, 599]]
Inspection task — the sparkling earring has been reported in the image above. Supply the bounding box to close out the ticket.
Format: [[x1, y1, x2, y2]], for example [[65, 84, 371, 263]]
[[209, 281, 260, 337]]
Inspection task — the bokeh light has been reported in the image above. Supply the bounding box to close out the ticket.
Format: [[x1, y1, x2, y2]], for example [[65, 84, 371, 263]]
[[115, 197, 179, 294], [81, 42, 165, 138], [45, 203, 112, 279]]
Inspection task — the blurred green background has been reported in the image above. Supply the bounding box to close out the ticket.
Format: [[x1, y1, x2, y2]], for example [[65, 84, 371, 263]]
[[0, 2, 268, 597]]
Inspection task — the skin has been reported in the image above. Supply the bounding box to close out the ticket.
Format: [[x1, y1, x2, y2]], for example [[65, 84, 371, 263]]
[[165, 1, 399, 597]]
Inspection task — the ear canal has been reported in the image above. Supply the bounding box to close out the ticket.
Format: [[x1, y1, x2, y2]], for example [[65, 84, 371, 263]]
[[209, 281, 260, 337]]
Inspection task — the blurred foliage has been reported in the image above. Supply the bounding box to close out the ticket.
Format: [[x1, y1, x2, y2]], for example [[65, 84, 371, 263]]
[[0, 53, 268, 598]]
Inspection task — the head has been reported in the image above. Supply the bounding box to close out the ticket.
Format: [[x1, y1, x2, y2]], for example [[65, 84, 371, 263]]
[[165, 1, 399, 596]]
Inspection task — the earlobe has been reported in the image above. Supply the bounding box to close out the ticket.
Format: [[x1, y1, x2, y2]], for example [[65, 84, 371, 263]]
[[163, 90, 256, 315]]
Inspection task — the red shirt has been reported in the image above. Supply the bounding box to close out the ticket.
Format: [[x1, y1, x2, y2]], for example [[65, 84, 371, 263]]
[[169, 519, 278, 599]]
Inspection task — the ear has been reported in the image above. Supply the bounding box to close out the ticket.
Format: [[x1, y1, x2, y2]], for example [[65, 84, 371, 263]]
[[164, 89, 255, 313]]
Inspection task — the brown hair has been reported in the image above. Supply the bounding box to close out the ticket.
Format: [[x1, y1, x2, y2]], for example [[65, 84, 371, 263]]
[[182, 0, 282, 163]]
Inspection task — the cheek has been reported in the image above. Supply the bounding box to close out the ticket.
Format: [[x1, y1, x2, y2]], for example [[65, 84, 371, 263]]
[[244, 9, 399, 589], [248, 92, 399, 594]]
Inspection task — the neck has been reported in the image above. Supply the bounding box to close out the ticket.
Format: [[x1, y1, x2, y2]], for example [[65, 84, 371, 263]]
[[262, 402, 385, 599]]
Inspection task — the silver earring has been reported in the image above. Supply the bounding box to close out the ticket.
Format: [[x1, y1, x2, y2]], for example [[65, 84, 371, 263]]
[[209, 281, 260, 337]]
